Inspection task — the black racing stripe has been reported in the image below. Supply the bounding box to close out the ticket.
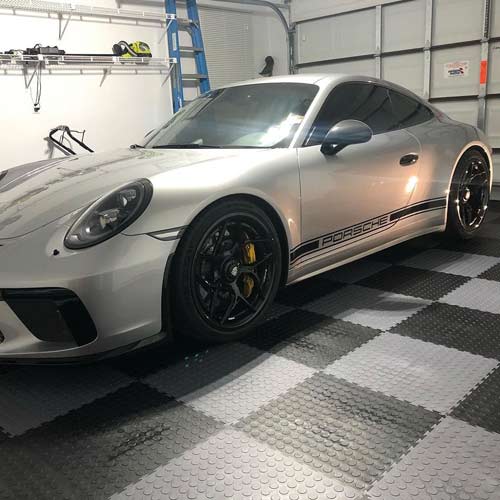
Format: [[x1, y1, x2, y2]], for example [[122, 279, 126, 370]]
[[390, 198, 447, 222], [289, 197, 448, 266], [290, 240, 319, 262]]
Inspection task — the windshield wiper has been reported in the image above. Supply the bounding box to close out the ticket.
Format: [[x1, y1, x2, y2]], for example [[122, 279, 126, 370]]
[[151, 144, 223, 149], [129, 144, 145, 149]]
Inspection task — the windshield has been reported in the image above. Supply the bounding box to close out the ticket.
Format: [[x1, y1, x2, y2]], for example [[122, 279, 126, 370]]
[[145, 83, 319, 149]]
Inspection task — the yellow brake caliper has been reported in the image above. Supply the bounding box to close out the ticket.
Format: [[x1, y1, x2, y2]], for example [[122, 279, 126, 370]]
[[242, 242, 256, 298]]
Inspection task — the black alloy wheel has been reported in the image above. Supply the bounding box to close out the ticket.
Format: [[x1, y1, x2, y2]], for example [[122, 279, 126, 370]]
[[172, 200, 282, 342], [446, 150, 490, 239]]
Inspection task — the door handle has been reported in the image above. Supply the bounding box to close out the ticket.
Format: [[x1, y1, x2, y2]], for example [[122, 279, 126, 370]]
[[400, 153, 419, 166]]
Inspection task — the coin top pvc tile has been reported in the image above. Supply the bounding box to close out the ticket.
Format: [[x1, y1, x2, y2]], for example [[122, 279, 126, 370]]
[[303, 285, 431, 331], [440, 278, 500, 314], [238, 372, 440, 492], [0, 365, 133, 436], [368, 417, 500, 500], [323, 259, 392, 284], [112, 429, 362, 500], [401, 248, 500, 277], [324, 333, 498, 413]]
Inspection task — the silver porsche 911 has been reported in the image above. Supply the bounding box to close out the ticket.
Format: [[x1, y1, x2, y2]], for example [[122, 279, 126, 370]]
[[0, 74, 492, 362]]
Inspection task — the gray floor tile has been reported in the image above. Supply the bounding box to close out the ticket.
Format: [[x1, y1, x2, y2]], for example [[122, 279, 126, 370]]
[[145, 344, 316, 424], [401, 248, 500, 277], [324, 333, 498, 413], [112, 429, 361, 500], [368, 417, 500, 500], [303, 285, 431, 331], [440, 278, 500, 314], [0, 365, 132, 436]]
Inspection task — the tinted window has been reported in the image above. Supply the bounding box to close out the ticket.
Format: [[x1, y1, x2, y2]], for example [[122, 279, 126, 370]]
[[388, 90, 434, 129], [306, 83, 433, 146]]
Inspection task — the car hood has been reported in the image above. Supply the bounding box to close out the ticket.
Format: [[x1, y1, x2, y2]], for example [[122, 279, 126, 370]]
[[0, 148, 243, 239]]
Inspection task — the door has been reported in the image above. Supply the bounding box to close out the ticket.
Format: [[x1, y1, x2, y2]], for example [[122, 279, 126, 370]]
[[295, 82, 423, 265]]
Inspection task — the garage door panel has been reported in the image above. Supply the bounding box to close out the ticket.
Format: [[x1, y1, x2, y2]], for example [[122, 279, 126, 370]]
[[299, 58, 377, 77], [382, 0, 426, 52], [491, 0, 500, 38], [488, 42, 500, 94], [486, 99, 500, 149], [297, 9, 376, 65], [431, 46, 481, 98], [382, 53, 425, 96], [432, 0, 483, 45], [434, 100, 479, 127]]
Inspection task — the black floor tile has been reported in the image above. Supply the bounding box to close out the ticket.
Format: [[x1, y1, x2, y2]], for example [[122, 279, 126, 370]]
[[0, 383, 222, 500], [479, 263, 500, 282], [452, 367, 500, 435], [275, 277, 345, 307], [246, 310, 381, 369], [237, 372, 441, 492], [393, 302, 500, 359], [358, 265, 469, 300], [438, 236, 500, 257]]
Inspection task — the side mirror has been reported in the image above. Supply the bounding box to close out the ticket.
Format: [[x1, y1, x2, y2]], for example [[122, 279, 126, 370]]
[[320, 119, 373, 156]]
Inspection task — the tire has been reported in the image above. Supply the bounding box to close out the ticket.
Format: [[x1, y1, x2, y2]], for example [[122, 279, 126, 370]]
[[445, 150, 490, 240], [172, 199, 282, 342]]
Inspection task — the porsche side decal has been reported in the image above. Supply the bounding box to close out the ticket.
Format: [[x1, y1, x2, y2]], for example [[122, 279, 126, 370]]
[[290, 197, 447, 266]]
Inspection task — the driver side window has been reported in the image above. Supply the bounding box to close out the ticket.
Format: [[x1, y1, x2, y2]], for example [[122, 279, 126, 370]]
[[305, 83, 396, 146], [304, 82, 433, 147]]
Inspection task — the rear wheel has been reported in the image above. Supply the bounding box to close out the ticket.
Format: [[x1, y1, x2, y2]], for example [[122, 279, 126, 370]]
[[446, 150, 490, 240], [172, 200, 282, 342]]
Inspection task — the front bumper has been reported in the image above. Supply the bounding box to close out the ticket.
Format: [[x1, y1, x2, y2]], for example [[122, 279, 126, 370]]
[[0, 213, 177, 362]]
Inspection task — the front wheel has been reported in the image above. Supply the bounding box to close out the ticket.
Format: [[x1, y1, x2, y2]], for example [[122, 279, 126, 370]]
[[172, 200, 282, 342], [445, 150, 490, 240]]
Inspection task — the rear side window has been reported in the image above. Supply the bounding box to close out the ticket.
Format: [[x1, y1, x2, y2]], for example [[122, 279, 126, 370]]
[[388, 89, 434, 129], [305, 82, 433, 146]]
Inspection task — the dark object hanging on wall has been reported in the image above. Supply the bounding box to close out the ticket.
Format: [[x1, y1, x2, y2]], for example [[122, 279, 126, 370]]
[[259, 56, 274, 77], [48, 126, 94, 156], [25, 45, 66, 56]]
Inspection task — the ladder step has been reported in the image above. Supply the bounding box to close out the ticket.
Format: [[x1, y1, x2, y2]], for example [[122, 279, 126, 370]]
[[179, 46, 204, 53], [182, 73, 208, 80]]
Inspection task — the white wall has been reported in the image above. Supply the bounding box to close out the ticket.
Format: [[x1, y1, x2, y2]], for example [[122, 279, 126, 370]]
[[0, 0, 288, 169]]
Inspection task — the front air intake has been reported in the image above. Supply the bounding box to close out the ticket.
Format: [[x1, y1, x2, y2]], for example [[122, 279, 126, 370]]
[[2, 288, 97, 347]]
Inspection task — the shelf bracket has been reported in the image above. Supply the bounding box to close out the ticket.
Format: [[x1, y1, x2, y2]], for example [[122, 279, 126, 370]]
[[159, 14, 176, 44], [161, 63, 175, 86], [58, 11, 73, 40], [100, 67, 111, 87], [23, 59, 42, 89]]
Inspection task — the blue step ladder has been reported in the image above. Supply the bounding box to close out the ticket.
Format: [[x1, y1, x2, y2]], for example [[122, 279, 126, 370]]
[[166, 0, 210, 113]]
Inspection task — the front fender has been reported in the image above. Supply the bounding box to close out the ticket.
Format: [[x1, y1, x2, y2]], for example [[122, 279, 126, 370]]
[[122, 149, 301, 251]]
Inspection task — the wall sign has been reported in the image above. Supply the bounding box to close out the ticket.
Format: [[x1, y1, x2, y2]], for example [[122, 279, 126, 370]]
[[444, 61, 470, 78]]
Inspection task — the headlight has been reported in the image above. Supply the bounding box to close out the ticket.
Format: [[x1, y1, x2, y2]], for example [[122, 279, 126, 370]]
[[64, 179, 153, 249]]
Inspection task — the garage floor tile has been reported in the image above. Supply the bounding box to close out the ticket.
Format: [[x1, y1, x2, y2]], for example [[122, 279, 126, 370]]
[[324, 333, 498, 413], [0, 365, 132, 436], [357, 265, 469, 300], [393, 302, 500, 359], [145, 343, 316, 424], [401, 248, 500, 277], [112, 429, 361, 500], [452, 367, 500, 434], [440, 278, 500, 314], [237, 372, 440, 492], [479, 262, 500, 281], [303, 285, 431, 330], [367, 417, 500, 500], [0, 383, 222, 500]]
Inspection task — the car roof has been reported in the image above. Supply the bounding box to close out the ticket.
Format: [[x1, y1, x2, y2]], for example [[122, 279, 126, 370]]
[[222, 74, 431, 107]]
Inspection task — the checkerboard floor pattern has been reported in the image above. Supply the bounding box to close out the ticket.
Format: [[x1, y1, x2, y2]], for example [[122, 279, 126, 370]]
[[1, 203, 500, 500]]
